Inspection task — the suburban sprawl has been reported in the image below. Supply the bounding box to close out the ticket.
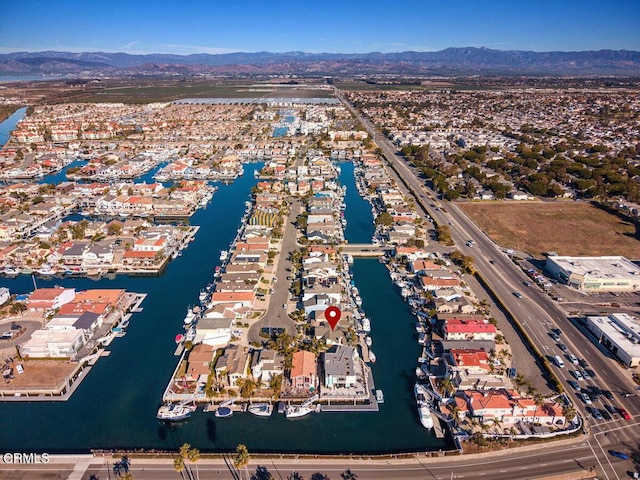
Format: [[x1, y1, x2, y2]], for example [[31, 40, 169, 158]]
[[0, 78, 638, 472]]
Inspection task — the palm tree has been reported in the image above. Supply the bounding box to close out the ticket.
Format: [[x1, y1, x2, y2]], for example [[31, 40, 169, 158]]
[[491, 418, 502, 435], [186, 446, 200, 480], [236, 377, 258, 399], [174, 456, 186, 480], [179, 443, 199, 480], [269, 374, 283, 399], [234, 444, 250, 480], [533, 393, 545, 425], [440, 378, 454, 398], [562, 404, 577, 425]]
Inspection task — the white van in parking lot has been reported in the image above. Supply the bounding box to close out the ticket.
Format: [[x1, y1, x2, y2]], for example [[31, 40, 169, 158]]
[[553, 355, 565, 368]]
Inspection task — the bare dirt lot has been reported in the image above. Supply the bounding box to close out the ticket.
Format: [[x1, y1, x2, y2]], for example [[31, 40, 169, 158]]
[[459, 201, 639, 259], [2, 359, 77, 390]]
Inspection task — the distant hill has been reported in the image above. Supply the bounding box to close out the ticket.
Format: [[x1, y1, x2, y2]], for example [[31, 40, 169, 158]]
[[1, 48, 639, 76]]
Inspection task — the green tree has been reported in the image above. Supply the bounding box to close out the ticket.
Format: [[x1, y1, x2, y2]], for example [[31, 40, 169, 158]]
[[374, 211, 393, 228], [234, 444, 250, 480]]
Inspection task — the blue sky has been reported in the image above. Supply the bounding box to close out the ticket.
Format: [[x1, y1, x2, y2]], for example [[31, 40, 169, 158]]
[[1, 0, 639, 55]]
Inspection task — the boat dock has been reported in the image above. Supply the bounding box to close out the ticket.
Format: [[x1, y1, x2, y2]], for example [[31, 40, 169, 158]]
[[340, 243, 390, 257]]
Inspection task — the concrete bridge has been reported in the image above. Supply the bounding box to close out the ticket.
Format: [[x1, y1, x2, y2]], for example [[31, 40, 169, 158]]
[[340, 243, 390, 257]]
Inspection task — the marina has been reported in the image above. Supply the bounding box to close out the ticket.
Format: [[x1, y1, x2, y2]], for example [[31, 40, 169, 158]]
[[0, 147, 446, 454]]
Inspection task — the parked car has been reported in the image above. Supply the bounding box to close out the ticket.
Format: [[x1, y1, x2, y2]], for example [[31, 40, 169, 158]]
[[619, 407, 631, 420], [609, 450, 629, 460], [513, 292, 523, 298], [568, 354, 579, 365], [552, 328, 563, 336], [572, 370, 584, 381], [558, 342, 568, 352], [604, 404, 619, 416], [602, 390, 614, 401], [580, 392, 592, 405], [549, 331, 560, 341], [579, 358, 589, 368], [581, 370, 591, 380], [600, 409, 612, 420]]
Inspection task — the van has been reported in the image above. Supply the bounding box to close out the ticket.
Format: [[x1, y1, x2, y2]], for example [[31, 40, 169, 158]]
[[553, 355, 565, 368]]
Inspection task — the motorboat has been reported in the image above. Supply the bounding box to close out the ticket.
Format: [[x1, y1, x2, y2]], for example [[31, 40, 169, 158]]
[[219, 250, 229, 261], [368, 351, 376, 363], [375, 390, 384, 404], [285, 404, 314, 418], [157, 401, 196, 421], [365, 336, 372, 347], [361, 318, 371, 332], [248, 403, 273, 417], [418, 404, 434, 429], [183, 308, 197, 326], [214, 406, 233, 418]]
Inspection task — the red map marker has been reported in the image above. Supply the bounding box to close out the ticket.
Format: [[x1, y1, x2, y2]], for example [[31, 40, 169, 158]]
[[325, 306, 342, 330]]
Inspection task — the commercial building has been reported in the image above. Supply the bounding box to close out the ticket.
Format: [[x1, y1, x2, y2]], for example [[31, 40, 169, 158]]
[[585, 313, 640, 368], [545, 255, 640, 292]]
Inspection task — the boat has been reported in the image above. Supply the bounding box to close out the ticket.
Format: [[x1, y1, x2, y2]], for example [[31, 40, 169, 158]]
[[199, 289, 208, 303], [368, 351, 376, 363], [277, 401, 286, 414], [2, 267, 18, 276], [120, 319, 130, 329], [214, 406, 233, 418], [415, 366, 427, 380], [219, 250, 229, 261], [183, 308, 197, 326], [375, 390, 384, 404], [285, 404, 314, 418], [248, 403, 273, 417], [365, 336, 372, 347], [36, 264, 55, 276], [418, 404, 434, 429], [361, 318, 371, 332], [156, 401, 196, 422]]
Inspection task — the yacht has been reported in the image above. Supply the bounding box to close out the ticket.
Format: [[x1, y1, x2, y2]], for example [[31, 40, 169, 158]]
[[361, 318, 371, 332], [219, 250, 229, 261], [418, 404, 434, 429], [37, 263, 55, 276], [156, 401, 196, 422], [2, 266, 18, 277], [285, 404, 314, 419], [183, 308, 197, 326], [248, 403, 273, 417]]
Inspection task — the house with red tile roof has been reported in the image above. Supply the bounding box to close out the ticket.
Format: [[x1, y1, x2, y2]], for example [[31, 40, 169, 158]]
[[289, 350, 318, 392], [443, 319, 497, 341], [27, 287, 76, 312]]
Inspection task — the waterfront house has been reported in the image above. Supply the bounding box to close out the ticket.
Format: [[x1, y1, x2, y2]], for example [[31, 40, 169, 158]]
[[27, 287, 76, 312], [323, 345, 357, 390], [251, 349, 285, 387], [215, 345, 251, 387], [443, 318, 497, 342], [0, 287, 9, 306], [186, 343, 216, 384], [194, 317, 232, 349], [21, 328, 85, 358], [290, 350, 318, 393]]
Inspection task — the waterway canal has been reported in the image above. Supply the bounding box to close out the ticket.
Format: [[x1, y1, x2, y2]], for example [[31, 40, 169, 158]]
[[0, 117, 448, 453]]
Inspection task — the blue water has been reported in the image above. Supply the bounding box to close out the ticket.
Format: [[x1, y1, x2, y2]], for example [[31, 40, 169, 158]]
[[272, 126, 288, 138], [0, 109, 448, 453], [0, 107, 27, 148], [40, 159, 88, 184], [339, 162, 375, 243]]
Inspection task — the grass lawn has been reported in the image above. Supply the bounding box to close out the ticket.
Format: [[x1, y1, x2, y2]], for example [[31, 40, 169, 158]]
[[458, 201, 639, 259]]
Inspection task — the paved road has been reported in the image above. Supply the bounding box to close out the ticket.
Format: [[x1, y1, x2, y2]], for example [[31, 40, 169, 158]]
[[4, 425, 638, 480], [247, 198, 302, 343]]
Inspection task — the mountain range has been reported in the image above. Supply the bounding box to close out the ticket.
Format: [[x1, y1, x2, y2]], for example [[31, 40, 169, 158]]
[[1, 48, 639, 76]]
